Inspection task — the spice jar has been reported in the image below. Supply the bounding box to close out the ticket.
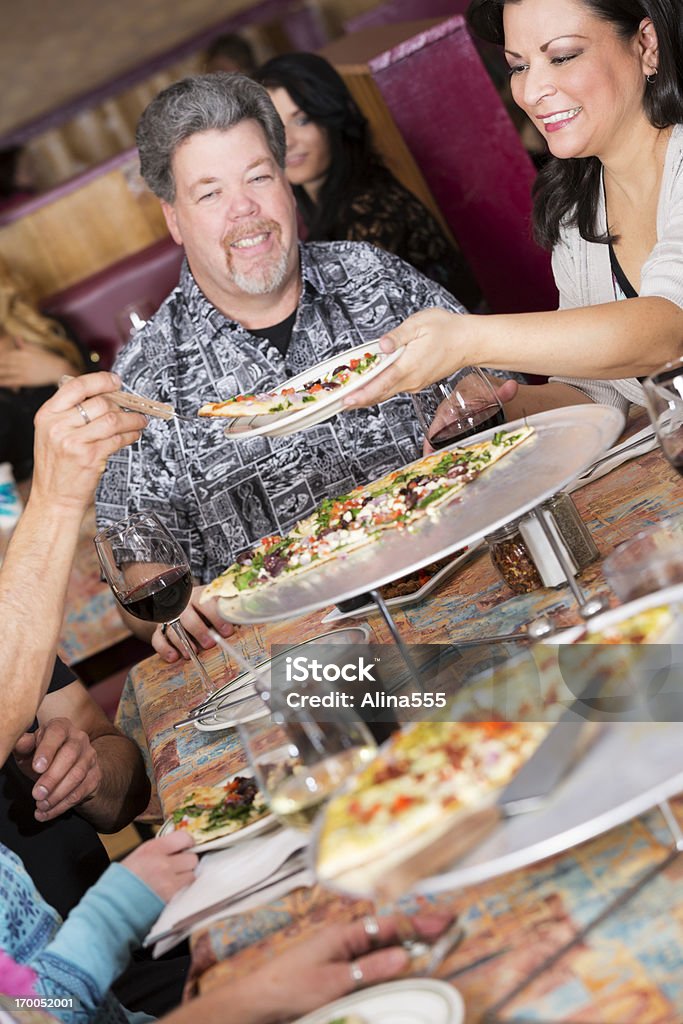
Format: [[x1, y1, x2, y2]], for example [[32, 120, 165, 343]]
[[485, 520, 543, 594], [541, 492, 599, 570]]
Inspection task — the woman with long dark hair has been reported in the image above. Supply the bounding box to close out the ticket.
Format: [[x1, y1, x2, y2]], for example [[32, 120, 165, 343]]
[[256, 52, 483, 310], [344, 0, 683, 419]]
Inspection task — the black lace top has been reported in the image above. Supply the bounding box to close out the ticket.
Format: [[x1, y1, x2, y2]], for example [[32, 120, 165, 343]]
[[297, 171, 482, 310]]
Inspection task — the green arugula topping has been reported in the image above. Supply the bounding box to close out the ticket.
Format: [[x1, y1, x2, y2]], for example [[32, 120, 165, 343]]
[[172, 804, 204, 823]]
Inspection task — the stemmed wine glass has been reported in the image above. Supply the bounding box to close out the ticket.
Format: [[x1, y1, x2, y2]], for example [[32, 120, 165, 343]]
[[643, 356, 683, 477], [94, 511, 215, 696], [238, 702, 377, 832], [412, 366, 505, 450]]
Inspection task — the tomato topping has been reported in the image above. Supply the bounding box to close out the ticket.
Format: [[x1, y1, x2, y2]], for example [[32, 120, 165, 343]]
[[281, 387, 295, 395], [391, 794, 415, 813], [261, 534, 283, 550], [481, 722, 512, 734], [309, 383, 323, 393], [350, 358, 360, 370]]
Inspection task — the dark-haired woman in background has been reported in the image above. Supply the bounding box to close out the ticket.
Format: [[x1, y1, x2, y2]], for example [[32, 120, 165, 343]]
[[256, 52, 483, 310], [344, 0, 683, 420]]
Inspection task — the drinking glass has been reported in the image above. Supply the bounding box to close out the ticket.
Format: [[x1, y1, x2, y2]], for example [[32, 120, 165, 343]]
[[643, 356, 683, 476], [94, 511, 214, 696], [238, 703, 376, 832], [412, 367, 505, 450], [115, 300, 156, 345]]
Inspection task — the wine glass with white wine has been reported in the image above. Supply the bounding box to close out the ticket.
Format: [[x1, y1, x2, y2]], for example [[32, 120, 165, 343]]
[[238, 702, 376, 832]]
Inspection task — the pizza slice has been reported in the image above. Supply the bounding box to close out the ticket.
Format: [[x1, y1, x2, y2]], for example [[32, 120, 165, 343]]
[[168, 775, 269, 844], [198, 352, 380, 418], [201, 426, 534, 602], [315, 721, 551, 892]]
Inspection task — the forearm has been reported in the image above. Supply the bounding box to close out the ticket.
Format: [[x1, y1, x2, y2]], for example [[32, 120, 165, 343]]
[[463, 297, 683, 379], [41, 863, 163, 1017], [502, 381, 594, 420], [79, 734, 151, 832], [0, 497, 83, 756]]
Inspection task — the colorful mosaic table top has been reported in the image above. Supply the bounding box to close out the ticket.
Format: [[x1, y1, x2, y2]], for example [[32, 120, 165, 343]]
[[116, 437, 683, 1023]]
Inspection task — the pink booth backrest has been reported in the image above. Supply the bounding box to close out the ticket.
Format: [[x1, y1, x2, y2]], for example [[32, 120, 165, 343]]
[[345, 0, 469, 34], [368, 16, 558, 314], [42, 236, 184, 370]]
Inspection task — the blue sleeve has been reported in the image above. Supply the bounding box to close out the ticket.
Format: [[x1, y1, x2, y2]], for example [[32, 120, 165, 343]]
[[33, 864, 163, 1019]]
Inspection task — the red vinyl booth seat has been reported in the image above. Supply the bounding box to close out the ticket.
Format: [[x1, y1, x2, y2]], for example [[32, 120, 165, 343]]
[[42, 237, 184, 369]]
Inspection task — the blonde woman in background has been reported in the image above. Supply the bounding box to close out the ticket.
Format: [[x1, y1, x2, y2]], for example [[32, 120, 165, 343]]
[[0, 264, 93, 481]]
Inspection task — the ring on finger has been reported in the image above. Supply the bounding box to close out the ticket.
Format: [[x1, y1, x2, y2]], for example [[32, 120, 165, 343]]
[[161, 623, 168, 637], [362, 914, 381, 947], [76, 402, 91, 426], [349, 960, 364, 989]]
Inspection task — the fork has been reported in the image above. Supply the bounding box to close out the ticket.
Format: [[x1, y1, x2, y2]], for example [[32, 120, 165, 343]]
[[59, 374, 194, 421], [577, 429, 657, 478], [111, 385, 195, 421]]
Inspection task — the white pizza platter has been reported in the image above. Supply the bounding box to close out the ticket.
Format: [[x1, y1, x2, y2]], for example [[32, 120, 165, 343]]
[[216, 405, 624, 624], [292, 978, 465, 1024], [222, 340, 403, 440]]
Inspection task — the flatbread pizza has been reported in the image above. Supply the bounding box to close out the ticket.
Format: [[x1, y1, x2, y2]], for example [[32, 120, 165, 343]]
[[198, 351, 380, 419], [315, 721, 551, 893], [168, 775, 269, 845], [202, 426, 534, 602]]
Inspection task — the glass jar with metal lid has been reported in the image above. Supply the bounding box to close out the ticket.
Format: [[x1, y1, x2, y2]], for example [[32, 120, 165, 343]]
[[540, 492, 599, 570], [485, 520, 543, 594]]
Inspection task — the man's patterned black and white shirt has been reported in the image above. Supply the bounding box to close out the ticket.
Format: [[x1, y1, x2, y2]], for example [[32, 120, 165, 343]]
[[96, 241, 466, 583]]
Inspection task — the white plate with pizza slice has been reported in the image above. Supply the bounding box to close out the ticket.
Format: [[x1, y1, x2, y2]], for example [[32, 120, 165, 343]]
[[199, 340, 403, 440], [159, 770, 278, 851]]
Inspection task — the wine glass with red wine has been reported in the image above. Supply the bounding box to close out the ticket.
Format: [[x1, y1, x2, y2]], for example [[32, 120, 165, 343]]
[[94, 511, 214, 696], [643, 356, 683, 477], [411, 367, 505, 451]]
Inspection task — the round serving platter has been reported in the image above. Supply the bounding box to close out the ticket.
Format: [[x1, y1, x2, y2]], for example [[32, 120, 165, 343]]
[[216, 405, 625, 624]]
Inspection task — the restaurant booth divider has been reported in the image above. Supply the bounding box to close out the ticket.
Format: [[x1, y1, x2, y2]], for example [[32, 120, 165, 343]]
[[323, 15, 558, 314]]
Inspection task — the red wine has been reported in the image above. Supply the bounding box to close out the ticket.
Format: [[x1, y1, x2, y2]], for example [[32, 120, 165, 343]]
[[119, 566, 192, 623], [429, 405, 505, 449]]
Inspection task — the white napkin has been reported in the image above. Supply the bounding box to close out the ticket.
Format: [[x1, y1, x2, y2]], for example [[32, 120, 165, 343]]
[[568, 425, 658, 492], [145, 827, 309, 952]]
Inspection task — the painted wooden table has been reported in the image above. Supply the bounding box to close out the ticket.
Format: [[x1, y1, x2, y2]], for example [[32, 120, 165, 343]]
[[117, 438, 683, 1023]]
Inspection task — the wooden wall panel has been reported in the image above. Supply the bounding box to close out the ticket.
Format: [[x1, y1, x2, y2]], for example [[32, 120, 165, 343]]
[[0, 160, 168, 298]]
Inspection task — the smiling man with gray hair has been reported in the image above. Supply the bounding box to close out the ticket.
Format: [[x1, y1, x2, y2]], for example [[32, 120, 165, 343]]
[[96, 72, 468, 662]]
